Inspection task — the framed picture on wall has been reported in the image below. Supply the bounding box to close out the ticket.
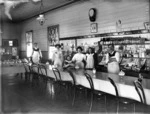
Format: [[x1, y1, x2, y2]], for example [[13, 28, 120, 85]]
[[48, 25, 59, 46], [26, 30, 33, 43], [90, 23, 98, 33], [12, 47, 18, 56], [144, 22, 150, 30]]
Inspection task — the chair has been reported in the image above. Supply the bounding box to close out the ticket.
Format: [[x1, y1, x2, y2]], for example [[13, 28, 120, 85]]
[[68, 71, 88, 106], [30, 64, 39, 76], [38, 64, 47, 76], [108, 77, 136, 114], [39, 64, 57, 84], [22, 62, 31, 81], [30, 64, 40, 86], [52, 68, 72, 99], [38, 64, 49, 80], [133, 80, 146, 104], [84, 73, 107, 113]]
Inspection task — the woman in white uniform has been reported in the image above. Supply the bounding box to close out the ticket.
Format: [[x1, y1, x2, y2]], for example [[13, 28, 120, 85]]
[[86, 47, 94, 69], [52, 44, 63, 68], [105, 44, 120, 74], [31, 43, 42, 64], [72, 46, 86, 69]]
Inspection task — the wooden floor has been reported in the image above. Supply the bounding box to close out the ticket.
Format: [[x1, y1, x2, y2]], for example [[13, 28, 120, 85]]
[[1, 73, 150, 114]]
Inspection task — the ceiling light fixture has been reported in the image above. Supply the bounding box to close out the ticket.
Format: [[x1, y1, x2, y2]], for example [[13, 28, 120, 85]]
[[36, 0, 45, 25]]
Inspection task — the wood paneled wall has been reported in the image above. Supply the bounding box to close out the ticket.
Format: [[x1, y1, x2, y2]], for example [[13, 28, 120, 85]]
[[20, 0, 149, 58], [2, 22, 19, 40], [1, 21, 22, 53]]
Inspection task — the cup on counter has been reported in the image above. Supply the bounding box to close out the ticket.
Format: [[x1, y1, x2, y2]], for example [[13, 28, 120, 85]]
[[118, 70, 125, 80]]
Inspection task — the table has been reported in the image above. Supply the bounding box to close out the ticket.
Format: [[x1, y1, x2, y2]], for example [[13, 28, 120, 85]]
[[1, 64, 25, 75]]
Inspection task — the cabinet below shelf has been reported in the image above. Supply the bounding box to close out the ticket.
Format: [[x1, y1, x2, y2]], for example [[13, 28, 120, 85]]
[[102, 43, 150, 45], [123, 57, 150, 59]]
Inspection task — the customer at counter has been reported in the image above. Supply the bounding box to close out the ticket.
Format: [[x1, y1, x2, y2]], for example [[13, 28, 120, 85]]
[[63, 55, 74, 68], [72, 46, 86, 69], [105, 44, 120, 74]]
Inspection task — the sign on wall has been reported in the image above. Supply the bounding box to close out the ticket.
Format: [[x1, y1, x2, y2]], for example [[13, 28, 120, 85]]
[[90, 23, 98, 33], [48, 25, 59, 46]]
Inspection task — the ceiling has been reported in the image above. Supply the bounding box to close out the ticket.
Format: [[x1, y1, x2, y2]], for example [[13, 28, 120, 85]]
[[2, 0, 86, 22]]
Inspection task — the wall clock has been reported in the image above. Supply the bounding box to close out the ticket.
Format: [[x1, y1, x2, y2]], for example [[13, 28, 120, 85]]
[[89, 8, 96, 22]]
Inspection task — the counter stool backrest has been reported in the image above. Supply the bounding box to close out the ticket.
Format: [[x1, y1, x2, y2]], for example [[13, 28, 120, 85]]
[[31, 64, 39, 74], [22, 63, 30, 72], [133, 80, 146, 104], [84, 73, 94, 91], [139, 59, 147, 72], [108, 77, 119, 97], [39, 64, 47, 76], [52, 68, 61, 81]]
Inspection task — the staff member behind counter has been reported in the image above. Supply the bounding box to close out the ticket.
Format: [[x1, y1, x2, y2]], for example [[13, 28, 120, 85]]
[[105, 44, 120, 74], [71, 46, 86, 69]]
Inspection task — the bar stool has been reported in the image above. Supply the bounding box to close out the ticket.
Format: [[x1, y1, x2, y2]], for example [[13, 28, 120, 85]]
[[30, 64, 40, 86], [133, 80, 147, 112], [22, 62, 31, 81], [84, 73, 107, 114], [52, 68, 73, 100], [38, 64, 53, 82], [133, 80, 146, 104], [108, 77, 136, 114], [68, 71, 88, 106]]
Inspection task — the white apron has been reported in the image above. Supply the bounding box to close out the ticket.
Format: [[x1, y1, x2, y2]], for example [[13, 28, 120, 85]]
[[107, 52, 120, 74], [108, 62, 120, 74], [32, 49, 40, 64], [86, 54, 94, 69]]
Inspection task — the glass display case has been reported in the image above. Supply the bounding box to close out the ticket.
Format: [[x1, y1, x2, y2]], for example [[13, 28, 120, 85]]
[[98, 33, 150, 76]]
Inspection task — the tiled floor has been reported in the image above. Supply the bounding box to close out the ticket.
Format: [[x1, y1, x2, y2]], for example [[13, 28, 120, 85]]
[[1, 73, 150, 114]]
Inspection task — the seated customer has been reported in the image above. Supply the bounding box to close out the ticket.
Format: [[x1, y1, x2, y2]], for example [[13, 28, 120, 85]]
[[63, 55, 74, 68], [72, 46, 86, 69]]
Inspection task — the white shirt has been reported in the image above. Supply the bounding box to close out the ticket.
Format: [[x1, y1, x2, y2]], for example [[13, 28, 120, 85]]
[[72, 53, 86, 63], [105, 51, 120, 64]]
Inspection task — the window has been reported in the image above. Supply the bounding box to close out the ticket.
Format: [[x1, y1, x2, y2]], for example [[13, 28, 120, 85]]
[[26, 31, 33, 57]]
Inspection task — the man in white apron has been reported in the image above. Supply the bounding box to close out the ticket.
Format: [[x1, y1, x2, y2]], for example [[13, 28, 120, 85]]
[[31, 43, 42, 64], [105, 44, 120, 74]]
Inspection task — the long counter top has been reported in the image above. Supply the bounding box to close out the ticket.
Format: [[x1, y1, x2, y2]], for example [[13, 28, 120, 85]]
[[1, 64, 150, 105]]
